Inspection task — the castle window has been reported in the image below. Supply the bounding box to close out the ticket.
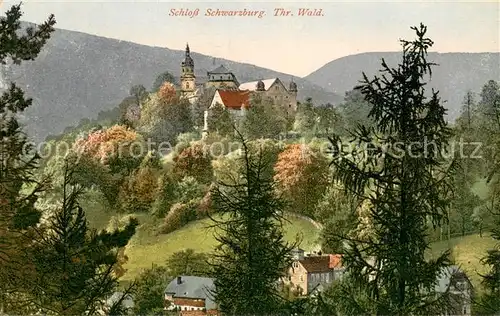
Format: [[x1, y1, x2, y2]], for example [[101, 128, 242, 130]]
[[186, 82, 190, 89]]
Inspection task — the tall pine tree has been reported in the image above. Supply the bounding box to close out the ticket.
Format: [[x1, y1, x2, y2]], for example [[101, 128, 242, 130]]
[[478, 213, 500, 314], [27, 160, 138, 315], [209, 132, 295, 315], [477, 80, 500, 314], [0, 4, 55, 312], [328, 24, 454, 315]]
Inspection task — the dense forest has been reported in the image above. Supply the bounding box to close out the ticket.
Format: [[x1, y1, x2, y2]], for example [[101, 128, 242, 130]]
[[1, 3, 499, 316]]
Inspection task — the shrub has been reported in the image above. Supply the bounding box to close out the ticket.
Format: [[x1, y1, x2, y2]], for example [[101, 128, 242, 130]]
[[159, 201, 198, 234], [173, 142, 213, 184]]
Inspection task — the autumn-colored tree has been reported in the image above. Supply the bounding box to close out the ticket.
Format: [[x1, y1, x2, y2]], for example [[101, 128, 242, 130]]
[[74, 124, 144, 173], [274, 144, 329, 218], [157, 82, 177, 104], [70, 125, 146, 206], [173, 142, 213, 184], [118, 165, 159, 213], [160, 201, 198, 234]]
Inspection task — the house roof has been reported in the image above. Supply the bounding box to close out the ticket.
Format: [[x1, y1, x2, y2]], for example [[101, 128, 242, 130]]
[[435, 265, 471, 293], [165, 276, 216, 310], [216, 90, 250, 110], [239, 78, 278, 91], [208, 65, 232, 74], [329, 254, 343, 269], [173, 298, 206, 307], [299, 256, 332, 273]]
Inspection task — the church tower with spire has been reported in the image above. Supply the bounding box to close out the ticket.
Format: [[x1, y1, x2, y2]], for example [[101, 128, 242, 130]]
[[180, 43, 196, 95]]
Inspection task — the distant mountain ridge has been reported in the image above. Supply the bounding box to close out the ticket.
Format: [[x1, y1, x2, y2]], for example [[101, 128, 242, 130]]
[[305, 52, 500, 121], [3, 22, 498, 142], [3, 22, 342, 142]]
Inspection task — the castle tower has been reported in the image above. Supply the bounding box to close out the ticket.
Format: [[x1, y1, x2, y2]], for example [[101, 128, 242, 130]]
[[180, 43, 196, 94]]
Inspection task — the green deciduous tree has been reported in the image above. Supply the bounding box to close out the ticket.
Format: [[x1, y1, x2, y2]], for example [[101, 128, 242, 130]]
[[132, 264, 171, 316], [337, 88, 375, 135], [448, 166, 481, 237], [209, 133, 295, 315], [208, 104, 234, 137], [152, 71, 176, 92], [315, 103, 341, 136], [139, 90, 193, 145], [242, 94, 287, 139], [293, 97, 316, 135], [328, 24, 454, 315], [166, 249, 210, 277], [129, 84, 148, 105], [317, 184, 359, 254]]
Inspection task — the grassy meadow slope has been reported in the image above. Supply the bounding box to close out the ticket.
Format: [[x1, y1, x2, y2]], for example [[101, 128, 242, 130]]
[[121, 214, 320, 281], [429, 234, 497, 291], [81, 190, 497, 289]]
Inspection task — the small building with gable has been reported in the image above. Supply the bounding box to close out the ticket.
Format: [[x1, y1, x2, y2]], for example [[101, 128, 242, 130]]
[[239, 78, 298, 113], [209, 89, 250, 116], [164, 275, 218, 315], [284, 248, 345, 295]]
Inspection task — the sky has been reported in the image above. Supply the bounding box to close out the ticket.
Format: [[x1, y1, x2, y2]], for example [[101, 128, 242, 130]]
[[2, 0, 499, 77]]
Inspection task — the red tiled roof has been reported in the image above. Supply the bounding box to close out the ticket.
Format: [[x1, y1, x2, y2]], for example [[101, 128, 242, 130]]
[[329, 254, 343, 269], [217, 90, 250, 110], [180, 311, 206, 316], [299, 256, 332, 273], [174, 298, 206, 308]]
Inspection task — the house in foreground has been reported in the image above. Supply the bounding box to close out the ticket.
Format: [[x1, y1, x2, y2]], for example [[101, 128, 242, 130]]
[[284, 248, 345, 295], [164, 275, 218, 315], [99, 291, 134, 315], [435, 265, 473, 316]]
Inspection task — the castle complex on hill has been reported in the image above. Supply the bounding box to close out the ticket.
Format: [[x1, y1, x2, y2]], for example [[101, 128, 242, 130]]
[[179, 43, 299, 114], [123, 44, 299, 134]]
